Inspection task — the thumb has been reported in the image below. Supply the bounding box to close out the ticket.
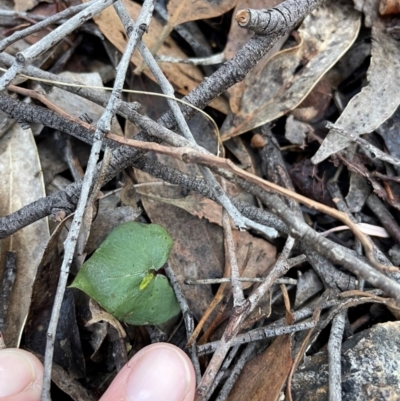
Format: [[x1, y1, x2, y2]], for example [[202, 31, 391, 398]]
[[100, 343, 196, 401], [0, 348, 43, 401]]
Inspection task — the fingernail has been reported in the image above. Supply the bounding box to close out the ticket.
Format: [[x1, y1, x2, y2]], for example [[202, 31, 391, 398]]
[[125, 344, 192, 401], [0, 349, 36, 397]]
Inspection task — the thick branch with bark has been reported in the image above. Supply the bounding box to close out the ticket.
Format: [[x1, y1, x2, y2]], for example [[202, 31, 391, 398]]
[[236, 0, 322, 35]]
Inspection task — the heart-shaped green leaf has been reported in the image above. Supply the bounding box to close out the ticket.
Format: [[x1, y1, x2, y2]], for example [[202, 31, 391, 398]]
[[70, 222, 181, 325]]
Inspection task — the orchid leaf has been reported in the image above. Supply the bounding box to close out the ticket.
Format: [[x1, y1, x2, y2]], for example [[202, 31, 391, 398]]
[[71, 222, 180, 325]]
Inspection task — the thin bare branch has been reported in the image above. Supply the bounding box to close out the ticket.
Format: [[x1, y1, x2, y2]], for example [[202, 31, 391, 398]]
[[197, 320, 316, 357], [185, 277, 298, 285], [325, 121, 400, 168], [41, 2, 155, 399], [222, 194, 245, 307], [0, 0, 117, 90], [328, 311, 346, 401], [164, 263, 202, 384], [0, 0, 97, 52]]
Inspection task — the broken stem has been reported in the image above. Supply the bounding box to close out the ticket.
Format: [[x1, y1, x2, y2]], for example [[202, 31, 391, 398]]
[[328, 310, 346, 401]]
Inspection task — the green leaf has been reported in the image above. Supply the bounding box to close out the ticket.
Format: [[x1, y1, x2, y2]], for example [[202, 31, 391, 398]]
[[70, 222, 181, 325]]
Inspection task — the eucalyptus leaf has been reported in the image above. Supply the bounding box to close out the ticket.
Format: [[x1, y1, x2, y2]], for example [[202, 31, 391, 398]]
[[70, 222, 181, 325]]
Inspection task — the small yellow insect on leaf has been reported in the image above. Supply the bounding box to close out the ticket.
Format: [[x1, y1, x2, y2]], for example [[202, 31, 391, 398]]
[[139, 272, 155, 290]]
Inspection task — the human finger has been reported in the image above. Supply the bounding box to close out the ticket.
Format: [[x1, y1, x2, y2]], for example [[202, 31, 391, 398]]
[[100, 342, 196, 401], [0, 348, 43, 401]]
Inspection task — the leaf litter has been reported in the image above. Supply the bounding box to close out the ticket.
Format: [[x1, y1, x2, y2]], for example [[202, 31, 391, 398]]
[[220, 0, 361, 140], [0, 124, 49, 347], [2, 0, 400, 399], [88, 0, 229, 113], [133, 120, 276, 321], [312, 0, 400, 163]]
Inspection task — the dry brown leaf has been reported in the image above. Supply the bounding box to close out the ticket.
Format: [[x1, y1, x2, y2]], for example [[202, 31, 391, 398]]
[[345, 172, 371, 213], [87, 299, 127, 339], [45, 72, 124, 136], [25, 215, 85, 378], [0, 124, 49, 347], [312, 1, 400, 163], [48, 359, 97, 401], [90, 0, 228, 113], [38, 137, 69, 185], [136, 180, 253, 226], [285, 115, 309, 145], [167, 0, 238, 26], [234, 231, 276, 290], [290, 159, 335, 207], [291, 77, 332, 123], [137, 193, 223, 226], [224, 136, 258, 175], [228, 335, 293, 401], [25, 217, 69, 347], [220, 0, 360, 140], [13, 0, 40, 12]]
